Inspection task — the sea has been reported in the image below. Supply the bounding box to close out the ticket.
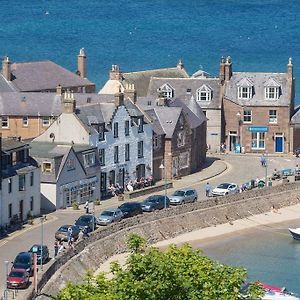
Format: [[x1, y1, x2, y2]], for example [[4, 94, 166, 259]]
[[1, 0, 300, 104]]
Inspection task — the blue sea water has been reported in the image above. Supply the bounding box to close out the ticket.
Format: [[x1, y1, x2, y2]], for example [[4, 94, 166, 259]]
[[1, 0, 300, 103]]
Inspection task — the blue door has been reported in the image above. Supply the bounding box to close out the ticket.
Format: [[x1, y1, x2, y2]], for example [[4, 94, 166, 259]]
[[275, 136, 283, 153]]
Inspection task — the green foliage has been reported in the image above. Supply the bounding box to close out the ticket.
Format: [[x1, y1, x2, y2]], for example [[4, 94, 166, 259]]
[[72, 202, 79, 210], [56, 236, 263, 300]]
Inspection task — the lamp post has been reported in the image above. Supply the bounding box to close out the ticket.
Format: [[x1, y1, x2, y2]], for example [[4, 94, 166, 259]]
[[4, 260, 9, 297], [265, 151, 268, 186], [159, 162, 167, 209], [40, 216, 46, 271], [92, 185, 96, 232], [236, 111, 241, 146]]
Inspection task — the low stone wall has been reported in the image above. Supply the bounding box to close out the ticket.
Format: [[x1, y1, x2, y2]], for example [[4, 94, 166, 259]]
[[29, 182, 300, 299]]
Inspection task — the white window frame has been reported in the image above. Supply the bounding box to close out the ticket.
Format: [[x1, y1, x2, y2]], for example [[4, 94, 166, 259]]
[[196, 85, 212, 102], [265, 87, 279, 100], [243, 110, 252, 123], [42, 116, 50, 127], [238, 86, 252, 99], [1, 116, 9, 128], [251, 132, 265, 150], [22, 116, 29, 127], [179, 152, 189, 169], [83, 152, 96, 167], [177, 131, 186, 147], [42, 162, 52, 173], [269, 110, 277, 124], [160, 83, 174, 99]]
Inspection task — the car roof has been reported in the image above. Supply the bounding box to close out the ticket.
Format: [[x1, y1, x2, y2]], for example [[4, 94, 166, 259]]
[[16, 252, 31, 257], [175, 188, 195, 192], [102, 208, 121, 212], [10, 268, 27, 273]]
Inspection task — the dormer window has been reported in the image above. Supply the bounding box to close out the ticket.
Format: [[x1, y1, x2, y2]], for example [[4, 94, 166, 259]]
[[264, 78, 280, 100], [196, 84, 212, 101], [160, 83, 174, 99], [237, 78, 253, 100]]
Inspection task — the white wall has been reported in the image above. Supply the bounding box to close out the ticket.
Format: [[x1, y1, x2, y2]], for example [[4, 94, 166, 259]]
[[41, 183, 57, 211], [206, 109, 222, 152]]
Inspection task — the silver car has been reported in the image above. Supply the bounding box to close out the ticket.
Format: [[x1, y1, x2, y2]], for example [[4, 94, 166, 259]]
[[169, 188, 198, 205], [98, 208, 124, 226]]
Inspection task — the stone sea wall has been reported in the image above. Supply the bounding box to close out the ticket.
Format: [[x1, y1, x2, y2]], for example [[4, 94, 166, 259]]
[[28, 182, 300, 299]]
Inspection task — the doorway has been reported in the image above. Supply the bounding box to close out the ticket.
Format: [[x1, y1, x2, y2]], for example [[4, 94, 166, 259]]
[[19, 200, 24, 221], [136, 164, 145, 179], [229, 131, 237, 152], [117, 168, 125, 188], [275, 134, 284, 153]]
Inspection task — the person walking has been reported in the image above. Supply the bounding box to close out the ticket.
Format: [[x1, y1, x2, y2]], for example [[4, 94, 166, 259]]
[[84, 200, 89, 214], [260, 154, 266, 167], [67, 226, 73, 244], [57, 241, 65, 255], [54, 239, 59, 258], [205, 182, 211, 197]]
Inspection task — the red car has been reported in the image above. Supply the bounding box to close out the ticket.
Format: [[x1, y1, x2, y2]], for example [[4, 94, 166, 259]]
[[7, 268, 30, 289]]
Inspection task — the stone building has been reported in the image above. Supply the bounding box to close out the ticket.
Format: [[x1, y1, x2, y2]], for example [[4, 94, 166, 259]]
[[0, 138, 40, 227], [222, 57, 295, 154]]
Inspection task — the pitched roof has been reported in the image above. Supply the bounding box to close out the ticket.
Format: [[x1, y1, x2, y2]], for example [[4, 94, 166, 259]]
[[144, 109, 165, 136], [10, 61, 95, 92], [2, 138, 28, 152], [224, 72, 289, 106]]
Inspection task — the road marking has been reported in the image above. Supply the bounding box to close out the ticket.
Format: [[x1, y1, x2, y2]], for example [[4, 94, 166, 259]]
[[0, 240, 8, 247]]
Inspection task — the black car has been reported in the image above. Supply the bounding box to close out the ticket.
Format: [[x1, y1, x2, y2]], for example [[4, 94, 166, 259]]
[[295, 147, 300, 157], [141, 195, 170, 212], [75, 214, 97, 232], [12, 252, 34, 276], [118, 202, 143, 218], [55, 225, 81, 241], [28, 244, 49, 264]]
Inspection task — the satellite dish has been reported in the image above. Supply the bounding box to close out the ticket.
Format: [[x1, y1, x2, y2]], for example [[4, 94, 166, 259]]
[[49, 133, 55, 142]]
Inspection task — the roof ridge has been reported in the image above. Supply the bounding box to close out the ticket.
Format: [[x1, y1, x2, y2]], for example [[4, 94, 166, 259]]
[[123, 67, 179, 75]]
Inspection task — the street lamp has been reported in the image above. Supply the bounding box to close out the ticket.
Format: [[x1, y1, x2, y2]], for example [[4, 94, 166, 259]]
[[236, 111, 241, 145], [159, 162, 167, 209], [4, 260, 9, 292], [40, 216, 46, 271], [91, 185, 96, 232], [264, 151, 268, 186]]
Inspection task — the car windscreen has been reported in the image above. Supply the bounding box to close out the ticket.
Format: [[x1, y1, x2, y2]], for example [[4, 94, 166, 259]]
[[217, 183, 231, 189], [58, 226, 68, 232], [119, 203, 132, 209], [101, 211, 114, 216], [77, 216, 91, 223], [172, 191, 185, 196], [15, 255, 30, 264], [9, 271, 24, 278]]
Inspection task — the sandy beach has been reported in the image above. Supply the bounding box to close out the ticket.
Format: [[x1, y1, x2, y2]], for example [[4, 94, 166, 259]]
[[96, 203, 300, 275]]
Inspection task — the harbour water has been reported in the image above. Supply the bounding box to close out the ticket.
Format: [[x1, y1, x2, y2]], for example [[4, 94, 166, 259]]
[[0, 0, 300, 103], [196, 218, 300, 295]]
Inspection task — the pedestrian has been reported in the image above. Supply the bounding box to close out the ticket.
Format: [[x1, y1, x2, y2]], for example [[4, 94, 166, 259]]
[[84, 200, 89, 214], [68, 236, 75, 249], [67, 226, 73, 243], [260, 154, 266, 167], [57, 241, 65, 255], [82, 227, 89, 239], [54, 239, 59, 258], [205, 182, 211, 197]]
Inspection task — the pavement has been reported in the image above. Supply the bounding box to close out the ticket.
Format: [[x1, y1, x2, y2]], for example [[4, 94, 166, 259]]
[[1, 153, 300, 299]]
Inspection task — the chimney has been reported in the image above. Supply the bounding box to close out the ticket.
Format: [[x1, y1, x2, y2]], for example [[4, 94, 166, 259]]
[[62, 90, 76, 113], [114, 87, 124, 107], [219, 56, 225, 83], [287, 57, 293, 81], [109, 64, 122, 80], [177, 58, 184, 69], [2, 56, 11, 81], [224, 56, 232, 81], [287, 57, 294, 106], [156, 88, 166, 106], [77, 48, 86, 79], [0, 133, 2, 191], [124, 83, 137, 103], [56, 84, 62, 95]]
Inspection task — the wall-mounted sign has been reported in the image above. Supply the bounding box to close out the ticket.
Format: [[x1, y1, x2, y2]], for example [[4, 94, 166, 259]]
[[248, 126, 269, 133]]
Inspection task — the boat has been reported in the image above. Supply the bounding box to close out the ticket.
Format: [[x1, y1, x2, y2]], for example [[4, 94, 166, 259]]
[[260, 282, 299, 300], [288, 228, 300, 240]]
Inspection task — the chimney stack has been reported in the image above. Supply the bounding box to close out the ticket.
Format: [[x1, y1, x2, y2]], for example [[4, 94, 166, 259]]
[[109, 65, 122, 80], [114, 87, 124, 107], [287, 57, 293, 81], [177, 58, 184, 69], [156, 88, 166, 106], [2, 56, 11, 81], [224, 56, 232, 81], [62, 90, 76, 113], [77, 48, 86, 79], [56, 84, 62, 96], [219, 56, 225, 83], [124, 83, 137, 103]]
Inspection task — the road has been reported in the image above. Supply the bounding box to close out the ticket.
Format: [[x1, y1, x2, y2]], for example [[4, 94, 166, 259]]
[[0, 154, 299, 298]]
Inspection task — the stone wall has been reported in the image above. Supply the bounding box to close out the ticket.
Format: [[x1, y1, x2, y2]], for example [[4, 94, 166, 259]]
[[28, 182, 300, 299]]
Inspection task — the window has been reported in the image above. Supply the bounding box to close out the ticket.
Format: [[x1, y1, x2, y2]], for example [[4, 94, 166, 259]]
[[243, 110, 252, 123], [265, 87, 279, 100], [8, 204, 12, 218], [251, 132, 265, 149], [22, 116, 29, 127], [12, 152, 17, 166], [1, 116, 9, 128], [238, 87, 252, 99], [30, 196, 34, 211], [125, 120, 130, 136], [138, 118, 144, 133], [30, 172, 34, 186], [153, 135, 160, 149], [42, 162, 52, 173], [125, 144, 130, 161], [138, 141, 144, 158], [19, 174, 26, 191], [160, 83, 174, 99], [179, 152, 189, 169], [99, 149, 105, 166], [83, 152, 95, 167], [113, 122, 119, 138], [8, 178, 12, 193], [98, 125, 105, 141], [202, 110, 207, 116], [269, 110, 277, 123], [177, 131, 186, 147], [66, 158, 75, 170], [196, 85, 211, 101], [42, 116, 50, 127], [114, 146, 119, 163]]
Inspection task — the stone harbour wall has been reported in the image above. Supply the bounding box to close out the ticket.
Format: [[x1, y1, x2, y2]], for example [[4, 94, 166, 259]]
[[28, 182, 300, 299]]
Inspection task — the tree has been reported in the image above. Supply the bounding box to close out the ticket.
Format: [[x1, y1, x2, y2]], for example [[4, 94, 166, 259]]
[[56, 238, 264, 300]]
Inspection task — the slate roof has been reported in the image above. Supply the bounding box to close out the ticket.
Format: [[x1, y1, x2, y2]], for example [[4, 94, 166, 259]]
[[147, 77, 221, 109], [224, 72, 289, 106], [143, 109, 165, 136], [9, 61, 95, 92], [122, 66, 189, 97], [2, 138, 28, 152], [291, 108, 300, 124]]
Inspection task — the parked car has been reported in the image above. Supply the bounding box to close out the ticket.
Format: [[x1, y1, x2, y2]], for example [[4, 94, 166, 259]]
[[169, 188, 197, 205], [211, 183, 239, 196], [98, 208, 124, 226], [28, 244, 49, 264], [118, 202, 143, 218], [141, 195, 170, 212], [7, 269, 30, 289], [295, 147, 300, 157], [75, 214, 97, 232], [55, 225, 81, 242], [12, 252, 34, 276]]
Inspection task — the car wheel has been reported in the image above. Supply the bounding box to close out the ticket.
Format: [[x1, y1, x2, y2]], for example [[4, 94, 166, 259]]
[[225, 192, 229, 195], [181, 200, 185, 205], [194, 197, 197, 202]]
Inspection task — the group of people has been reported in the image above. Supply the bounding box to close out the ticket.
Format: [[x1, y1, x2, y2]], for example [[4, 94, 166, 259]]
[[107, 183, 124, 197]]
